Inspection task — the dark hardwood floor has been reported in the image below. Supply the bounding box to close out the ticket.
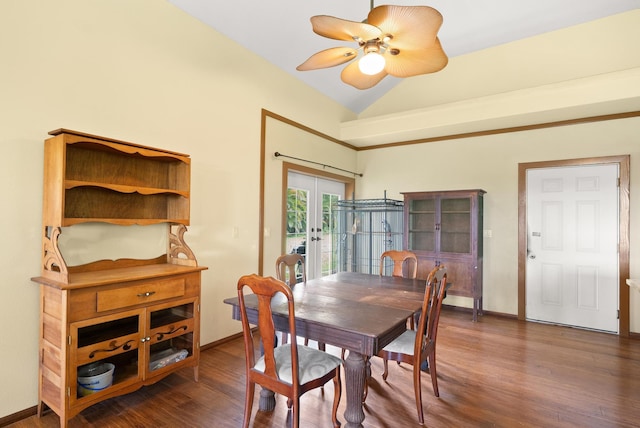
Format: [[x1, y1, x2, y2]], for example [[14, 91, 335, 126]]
[[8, 308, 640, 427]]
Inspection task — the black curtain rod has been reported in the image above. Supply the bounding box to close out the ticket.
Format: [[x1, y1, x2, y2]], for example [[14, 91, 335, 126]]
[[274, 152, 363, 177]]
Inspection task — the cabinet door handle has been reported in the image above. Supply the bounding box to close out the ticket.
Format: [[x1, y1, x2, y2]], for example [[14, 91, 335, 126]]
[[137, 291, 156, 298], [141, 336, 151, 343]]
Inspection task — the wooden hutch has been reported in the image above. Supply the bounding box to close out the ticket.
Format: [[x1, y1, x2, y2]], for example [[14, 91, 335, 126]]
[[31, 129, 207, 427]]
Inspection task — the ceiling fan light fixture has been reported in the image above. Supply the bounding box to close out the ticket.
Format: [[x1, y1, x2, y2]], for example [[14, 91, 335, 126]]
[[359, 51, 385, 75], [299, 5, 447, 88]]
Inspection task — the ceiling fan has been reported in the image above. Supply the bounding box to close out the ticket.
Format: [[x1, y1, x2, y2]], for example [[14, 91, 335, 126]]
[[296, 2, 448, 90]]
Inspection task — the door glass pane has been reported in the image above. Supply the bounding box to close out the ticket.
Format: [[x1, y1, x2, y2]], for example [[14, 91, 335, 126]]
[[286, 188, 308, 258], [440, 197, 471, 253], [320, 193, 339, 276], [409, 198, 435, 252], [77, 316, 139, 348]]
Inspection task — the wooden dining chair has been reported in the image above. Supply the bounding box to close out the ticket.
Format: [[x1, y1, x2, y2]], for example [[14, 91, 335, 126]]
[[349, 251, 419, 403], [237, 274, 342, 428], [379, 250, 418, 279], [380, 250, 419, 330], [276, 253, 306, 286], [377, 265, 447, 425], [275, 254, 312, 347]]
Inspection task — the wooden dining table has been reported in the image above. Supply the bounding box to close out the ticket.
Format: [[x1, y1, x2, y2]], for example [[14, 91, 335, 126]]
[[223, 271, 426, 428]]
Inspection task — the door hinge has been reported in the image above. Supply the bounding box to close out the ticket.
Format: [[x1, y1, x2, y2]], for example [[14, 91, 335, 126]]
[[68, 335, 72, 346], [617, 310, 620, 320]]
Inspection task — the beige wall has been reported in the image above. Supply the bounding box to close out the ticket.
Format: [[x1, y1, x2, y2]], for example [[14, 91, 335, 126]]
[[1, 0, 637, 421], [0, 0, 355, 418], [355, 117, 640, 328]]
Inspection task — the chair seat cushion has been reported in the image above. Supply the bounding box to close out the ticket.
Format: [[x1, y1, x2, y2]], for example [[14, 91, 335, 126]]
[[382, 329, 416, 356], [254, 344, 342, 385]]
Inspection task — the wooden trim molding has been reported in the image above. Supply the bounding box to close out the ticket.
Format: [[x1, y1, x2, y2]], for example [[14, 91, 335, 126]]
[[200, 330, 246, 352], [356, 111, 640, 151], [262, 109, 358, 150], [0, 406, 38, 426], [517, 155, 631, 336]]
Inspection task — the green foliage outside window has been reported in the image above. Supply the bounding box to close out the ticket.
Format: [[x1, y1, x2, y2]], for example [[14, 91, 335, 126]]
[[287, 188, 307, 234]]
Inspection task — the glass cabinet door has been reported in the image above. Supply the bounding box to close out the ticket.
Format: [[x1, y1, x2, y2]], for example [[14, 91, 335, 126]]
[[408, 198, 436, 252], [147, 298, 197, 374], [439, 197, 472, 254], [71, 310, 143, 403]]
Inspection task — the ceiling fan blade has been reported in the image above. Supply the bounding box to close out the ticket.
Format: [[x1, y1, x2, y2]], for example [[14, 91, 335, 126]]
[[296, 47, 358, 71], [310, 15, 381, 42], [368, 5, 444, 51], [384, 37, 448, 78], [341, 60, 387, 90]]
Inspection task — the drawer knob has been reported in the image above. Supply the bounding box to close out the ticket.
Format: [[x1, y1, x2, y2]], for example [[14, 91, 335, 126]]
[[137, 291, 156, 298]]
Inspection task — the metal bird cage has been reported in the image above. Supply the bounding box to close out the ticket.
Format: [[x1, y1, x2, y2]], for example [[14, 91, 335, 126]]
[[334, 198, 404, 275]]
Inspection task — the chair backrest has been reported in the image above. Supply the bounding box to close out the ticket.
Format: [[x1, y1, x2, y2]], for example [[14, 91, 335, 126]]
[[276, 253, 306, 285], [415, 265, 447, 357], [379, 250, 418, 279], [425, 264, 447, 288], [237, 274, 301, 390]]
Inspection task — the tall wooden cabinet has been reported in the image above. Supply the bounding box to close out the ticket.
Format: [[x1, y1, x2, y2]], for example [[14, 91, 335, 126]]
[[403, 190, 485, 321], [31, 129, 207, 427]]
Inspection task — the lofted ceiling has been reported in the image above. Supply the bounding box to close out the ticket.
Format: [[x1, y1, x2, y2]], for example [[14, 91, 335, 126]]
[[168, 0, 639, 114]]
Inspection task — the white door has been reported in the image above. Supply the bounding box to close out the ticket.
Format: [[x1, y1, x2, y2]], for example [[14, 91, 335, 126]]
[[287, 172, 345, 280], [526, 164, 619, 332]]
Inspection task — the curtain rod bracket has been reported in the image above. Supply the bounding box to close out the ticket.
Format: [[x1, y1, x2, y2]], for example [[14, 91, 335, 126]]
[[274, 152, 363, 177]]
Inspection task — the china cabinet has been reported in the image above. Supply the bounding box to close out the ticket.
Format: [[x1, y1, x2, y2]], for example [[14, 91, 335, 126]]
[[403, 190, 485, 321], [31, 129, 206, 427]]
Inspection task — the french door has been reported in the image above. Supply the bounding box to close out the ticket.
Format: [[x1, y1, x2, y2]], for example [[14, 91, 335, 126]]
[[286, 172, 344, 280]]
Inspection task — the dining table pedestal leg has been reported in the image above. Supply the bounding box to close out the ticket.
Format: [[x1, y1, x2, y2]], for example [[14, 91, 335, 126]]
[[343, 350, 367, 428]]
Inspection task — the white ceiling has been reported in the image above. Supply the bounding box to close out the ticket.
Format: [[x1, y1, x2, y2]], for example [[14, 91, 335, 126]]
[[168, 0, 639, 114]]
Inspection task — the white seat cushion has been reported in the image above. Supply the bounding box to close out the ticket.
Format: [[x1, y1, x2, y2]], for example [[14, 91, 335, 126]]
[[254, 344, 342, 385], [382, 330, 416, 356]]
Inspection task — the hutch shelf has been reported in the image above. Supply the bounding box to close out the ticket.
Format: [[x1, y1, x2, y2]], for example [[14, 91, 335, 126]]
[[31, 129, 207, 427], [403, 189, 485, 321]]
